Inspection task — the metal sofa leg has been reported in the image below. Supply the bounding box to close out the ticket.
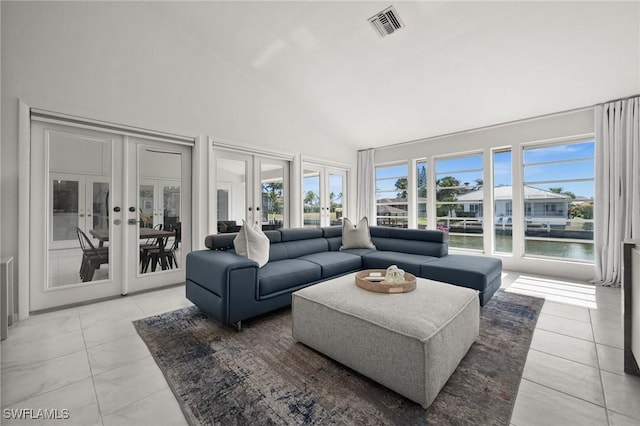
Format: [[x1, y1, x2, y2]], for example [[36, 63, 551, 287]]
[[234, 321, 242, 332]]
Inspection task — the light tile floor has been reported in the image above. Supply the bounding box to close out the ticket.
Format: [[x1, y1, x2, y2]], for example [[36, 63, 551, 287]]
[[1, 272, 638, 425]]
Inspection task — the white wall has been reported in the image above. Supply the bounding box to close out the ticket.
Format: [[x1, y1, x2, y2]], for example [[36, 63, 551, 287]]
[[375, 108, 596, 281], [0, 3, 357, 275], [376, 109, 594, 162]]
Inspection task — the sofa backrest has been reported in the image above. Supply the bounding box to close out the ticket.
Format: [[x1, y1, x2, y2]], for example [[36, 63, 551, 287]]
[[273, 228, 328, 261], [204, 226, 447, 260], [370, 227, 448, 257], [204, 230, 281, 252], [321, 226, 343, 251]]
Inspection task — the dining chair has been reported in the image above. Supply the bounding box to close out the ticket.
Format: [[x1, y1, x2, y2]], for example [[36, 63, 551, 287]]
[[76, 227, 109, 282], [140, 224, 163, 271], [142, 222, 181, 273]]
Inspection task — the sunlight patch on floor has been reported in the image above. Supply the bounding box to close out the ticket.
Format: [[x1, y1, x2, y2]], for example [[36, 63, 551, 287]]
[[505, 275, 597, 308]]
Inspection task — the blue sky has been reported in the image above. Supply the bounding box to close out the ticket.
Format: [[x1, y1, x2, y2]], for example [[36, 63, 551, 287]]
[[302, 174, 344, 203], [376, 141, 595, 198]]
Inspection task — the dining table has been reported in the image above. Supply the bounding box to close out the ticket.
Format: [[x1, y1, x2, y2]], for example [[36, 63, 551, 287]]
[[89, 227, 176, 271]]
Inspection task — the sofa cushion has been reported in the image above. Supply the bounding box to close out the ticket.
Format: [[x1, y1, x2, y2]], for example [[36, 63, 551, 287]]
[[259, 259, 321, 297], [297, 251, 362, 278], [340, 248, 377, 257], [420, 254, 502, 292], [362, 251, 437, 275], [341, 217, 376, 250]]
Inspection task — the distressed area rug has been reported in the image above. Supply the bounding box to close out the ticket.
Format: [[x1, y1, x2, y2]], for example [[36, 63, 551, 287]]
[[134, 289, 544, 425]]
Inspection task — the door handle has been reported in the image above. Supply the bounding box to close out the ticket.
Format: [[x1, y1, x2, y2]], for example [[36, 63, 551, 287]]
[[128, 219, 140, 225]]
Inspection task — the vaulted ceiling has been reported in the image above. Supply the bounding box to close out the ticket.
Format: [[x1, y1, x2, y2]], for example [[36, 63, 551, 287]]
[[147, 1, 640, 149]]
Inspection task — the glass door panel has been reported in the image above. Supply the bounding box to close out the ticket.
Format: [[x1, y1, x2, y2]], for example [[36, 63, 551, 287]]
[[45, 131, 113, 292], [216, 157, 248, 233], [259, 160, 286, 230], [138, 149, 182, 276], [328, 172, 345, 226], [303, 169, 321, 228]]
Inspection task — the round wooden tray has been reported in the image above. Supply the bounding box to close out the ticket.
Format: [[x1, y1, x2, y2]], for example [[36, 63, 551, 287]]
[[355, 269, 417, 294]]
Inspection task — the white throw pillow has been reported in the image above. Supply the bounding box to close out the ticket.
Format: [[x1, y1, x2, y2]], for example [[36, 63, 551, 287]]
[[341, 217, 376, 250], [233, 220, 270, 267]]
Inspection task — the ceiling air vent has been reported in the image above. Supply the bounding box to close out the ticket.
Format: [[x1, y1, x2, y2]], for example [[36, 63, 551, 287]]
[[368, 6, 404, 37]]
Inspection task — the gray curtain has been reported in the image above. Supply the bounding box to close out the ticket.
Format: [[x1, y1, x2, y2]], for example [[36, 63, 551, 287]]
[[593, 97, 640, 286], [356, 149, 375, 222]]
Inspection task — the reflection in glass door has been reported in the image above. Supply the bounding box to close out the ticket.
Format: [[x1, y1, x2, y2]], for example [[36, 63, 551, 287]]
[[49, 174, 111, 250], [50, 176, 81, 248]]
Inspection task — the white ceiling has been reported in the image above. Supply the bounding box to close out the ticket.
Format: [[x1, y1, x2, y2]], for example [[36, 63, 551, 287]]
[[147, 1, 640, 149]]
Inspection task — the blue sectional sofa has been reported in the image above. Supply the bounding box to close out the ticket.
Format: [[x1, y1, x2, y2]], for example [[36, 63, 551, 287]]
[[186, 226, 502, 328]]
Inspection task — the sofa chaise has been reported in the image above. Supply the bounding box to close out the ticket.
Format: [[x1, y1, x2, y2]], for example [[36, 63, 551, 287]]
[[186, 226, 502, 328]]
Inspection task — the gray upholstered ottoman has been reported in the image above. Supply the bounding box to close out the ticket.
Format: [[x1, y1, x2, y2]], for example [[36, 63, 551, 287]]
[[291, 273, 479, 409]]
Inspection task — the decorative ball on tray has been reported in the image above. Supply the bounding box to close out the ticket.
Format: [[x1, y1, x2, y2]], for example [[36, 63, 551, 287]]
[[384, 265, 405, 284], [355, 266, 417, 294]]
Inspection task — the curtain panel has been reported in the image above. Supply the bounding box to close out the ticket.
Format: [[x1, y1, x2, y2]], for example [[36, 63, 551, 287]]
[[356, 149, 375, 222], [594, 97, 640, 286]]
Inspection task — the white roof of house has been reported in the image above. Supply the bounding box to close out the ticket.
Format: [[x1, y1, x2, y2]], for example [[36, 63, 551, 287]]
[[456, 185, 571, 202]]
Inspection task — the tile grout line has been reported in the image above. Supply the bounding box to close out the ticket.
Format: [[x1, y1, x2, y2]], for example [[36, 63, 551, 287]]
[[519, 377, 609, 412], [79, 311, 107, 425], [530, 342, 600, 370], [0, 376, 92, 409], [590, 307, 611, 426]]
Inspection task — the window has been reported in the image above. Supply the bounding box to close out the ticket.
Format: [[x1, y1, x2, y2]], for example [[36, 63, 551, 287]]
[[493, 150, 512, 254], [416, 161, 427, 229], [376, 164, 408, 228], [522, 141, 595, 261], [435, 154, 483, 250]]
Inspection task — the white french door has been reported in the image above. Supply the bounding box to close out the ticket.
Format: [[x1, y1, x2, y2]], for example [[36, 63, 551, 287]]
[[302, 164, 348, 227], [29, 120, 192, 311], [214, 150, 290, 232], [125, 140, 191, 294]]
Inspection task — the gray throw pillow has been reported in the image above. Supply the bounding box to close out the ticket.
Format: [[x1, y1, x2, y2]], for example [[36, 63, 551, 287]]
[[341, 217, 376, 250]]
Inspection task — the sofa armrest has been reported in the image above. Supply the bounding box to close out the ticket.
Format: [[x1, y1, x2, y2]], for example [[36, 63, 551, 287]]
[[186, 250, 258, 298]]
